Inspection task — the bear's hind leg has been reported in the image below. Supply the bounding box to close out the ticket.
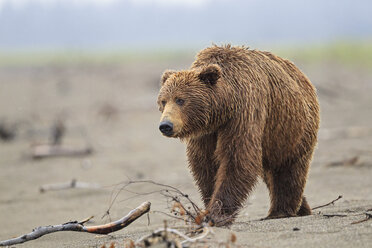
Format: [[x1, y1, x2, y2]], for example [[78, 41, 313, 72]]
[[265, 153, 311, 219]]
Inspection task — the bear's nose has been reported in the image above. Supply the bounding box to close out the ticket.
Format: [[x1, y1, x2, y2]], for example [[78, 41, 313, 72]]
[[159, 121, 173, 136]]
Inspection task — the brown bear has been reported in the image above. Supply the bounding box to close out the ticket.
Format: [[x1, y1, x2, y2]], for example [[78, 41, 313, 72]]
[[157, 44, 320, 226]]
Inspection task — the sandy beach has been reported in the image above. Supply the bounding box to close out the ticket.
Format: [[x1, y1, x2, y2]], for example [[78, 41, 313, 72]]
[[0, 57, 371, 247]]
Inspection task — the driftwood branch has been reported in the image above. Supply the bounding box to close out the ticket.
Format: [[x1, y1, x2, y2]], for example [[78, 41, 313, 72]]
[[39, 179, 101, 193], [31, 144, 92, 159], [326, 156, 360, 167], [312, 195, 343, 210], [0, 201, 151, 246]]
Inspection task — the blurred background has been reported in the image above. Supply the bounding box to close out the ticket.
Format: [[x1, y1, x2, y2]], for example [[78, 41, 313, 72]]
[[1, 0, 372, 58], [1, 0, 372, 49], [0, 1, 371, 247]]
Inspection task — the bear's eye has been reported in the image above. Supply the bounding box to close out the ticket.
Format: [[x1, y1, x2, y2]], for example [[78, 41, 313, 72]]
[[175, 98, 185, 106], [161, 100, 166, 107]]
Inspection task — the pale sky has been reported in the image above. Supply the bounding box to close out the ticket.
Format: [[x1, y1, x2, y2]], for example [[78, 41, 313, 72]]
[[1, 0, 369, 49], [0, 0, 212, 9]]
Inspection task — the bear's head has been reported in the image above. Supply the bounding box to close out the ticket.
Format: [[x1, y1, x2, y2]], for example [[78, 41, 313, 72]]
[[157, 64, 222, 139]]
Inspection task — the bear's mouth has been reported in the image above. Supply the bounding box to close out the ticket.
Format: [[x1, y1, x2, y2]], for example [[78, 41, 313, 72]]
[[161, 131, 174, 137], [161, 129, 184, 139]]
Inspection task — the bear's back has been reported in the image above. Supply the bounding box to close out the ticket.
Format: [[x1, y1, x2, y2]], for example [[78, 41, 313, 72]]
[[192, 45, 320, 163]]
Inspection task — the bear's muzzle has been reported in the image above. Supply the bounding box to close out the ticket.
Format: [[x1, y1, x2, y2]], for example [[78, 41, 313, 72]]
[[159, 120, 174, 137]]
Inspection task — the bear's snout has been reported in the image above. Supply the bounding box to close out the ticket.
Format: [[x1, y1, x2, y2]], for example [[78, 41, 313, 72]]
[[159, 121, 174, 136]]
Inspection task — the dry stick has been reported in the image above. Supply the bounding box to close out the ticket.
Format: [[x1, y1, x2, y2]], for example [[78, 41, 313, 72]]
[[103, 180, 200, 221], [161, 191, 197, 222], [31, 144, 92, 159], [39, 179, 101, 193], [105, 181, 199, 227], [326, 156, 359, 167], [152, 210, 192, 223], [322, 214, 348, 218], [0, 202, 150, 247], [351, 212, 372, 225], [312, 195, 343, 210], [180, 227, 210, 245], [120, 189, 170, 203], [78, 215, 95, 225], [135, 227, 210, 246], [131, 180, 201, 213]]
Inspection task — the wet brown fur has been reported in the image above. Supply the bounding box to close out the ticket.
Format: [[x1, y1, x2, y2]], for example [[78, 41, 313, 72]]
[[157, 45, 320, 226]]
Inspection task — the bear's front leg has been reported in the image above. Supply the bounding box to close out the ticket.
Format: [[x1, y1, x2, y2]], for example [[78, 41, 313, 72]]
[[186, 133, 219, 207], [206, 127, 263, 226]]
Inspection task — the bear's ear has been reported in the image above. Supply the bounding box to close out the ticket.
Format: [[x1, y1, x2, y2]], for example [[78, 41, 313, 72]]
[[161, 70, 176, 86], [198, 64, 221, 85]]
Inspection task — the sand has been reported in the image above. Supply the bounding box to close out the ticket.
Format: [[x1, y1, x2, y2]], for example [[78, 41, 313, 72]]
[[0, 58, 371, 247]]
